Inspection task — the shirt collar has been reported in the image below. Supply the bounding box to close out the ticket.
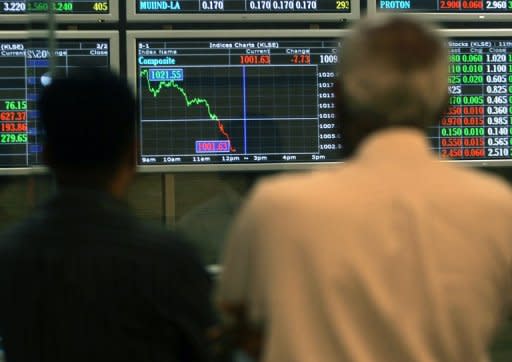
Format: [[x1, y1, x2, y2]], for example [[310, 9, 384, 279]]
[[354, 127, 434, 164]]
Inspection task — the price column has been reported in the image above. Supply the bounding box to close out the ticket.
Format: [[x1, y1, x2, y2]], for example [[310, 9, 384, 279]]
[[483, 46, 510, 159], [442, 52, 486, 160], [0, 42, 29, 167]]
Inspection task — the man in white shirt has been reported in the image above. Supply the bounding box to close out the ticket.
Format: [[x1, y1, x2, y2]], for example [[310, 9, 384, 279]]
[[217, 16, 512, 362]]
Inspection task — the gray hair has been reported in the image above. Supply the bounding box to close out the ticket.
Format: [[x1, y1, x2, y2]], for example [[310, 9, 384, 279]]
[[339, 16, 449, 128]]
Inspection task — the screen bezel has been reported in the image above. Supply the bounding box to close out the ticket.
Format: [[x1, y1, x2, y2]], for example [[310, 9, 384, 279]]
[[127, 29, 346, 173], [0, 30, 120, 175], [0, 0, 119, 23], [126, 0, 359, 22], [367, 0, 512, 21], [129, 29, 512, 171]]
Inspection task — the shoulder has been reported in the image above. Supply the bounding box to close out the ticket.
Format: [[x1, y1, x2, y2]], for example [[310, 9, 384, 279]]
[[250, 168, 338, 204], [233, 168, 341, 230], [132, 224, 212, 305], [0, 207, 202, 269], [121, 220, 205, 265], [447, 165, 512, 203]]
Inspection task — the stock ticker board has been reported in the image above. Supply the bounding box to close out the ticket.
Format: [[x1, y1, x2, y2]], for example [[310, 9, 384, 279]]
[[0, 39, 110, 168], [1, 1, 109, 14], [435, 38, 512, 161], [135, 0, 350, 14], [135, 36, 512, 168], [377, 0, 512, 13], [136, 38, 343, 166]]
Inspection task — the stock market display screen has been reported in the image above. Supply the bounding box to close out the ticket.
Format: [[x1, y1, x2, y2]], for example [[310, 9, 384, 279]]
[[1, 1, 109, 14], [135, 0, 350, 14], [136, 38, 341, 167], [377, 0, 512, 13], [434, 38, 512, 161], [0, 38, 110, 168]]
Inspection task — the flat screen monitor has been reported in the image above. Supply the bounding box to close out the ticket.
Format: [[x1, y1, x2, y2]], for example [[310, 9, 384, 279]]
[[434, 30, 512, 165], [126, 0, 359, 22], [0, 0, 118, 23], [127, 30, 344, 172], [0, 31, 119, 174], [367, 0, 511, 21]]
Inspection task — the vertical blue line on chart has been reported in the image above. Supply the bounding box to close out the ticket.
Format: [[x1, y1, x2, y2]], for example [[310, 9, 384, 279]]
[[242, 66, 247, 154]]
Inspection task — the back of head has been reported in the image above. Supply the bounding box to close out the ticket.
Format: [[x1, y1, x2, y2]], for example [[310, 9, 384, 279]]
[[38, 68, 136, 185], [338, 16, 449, 156]]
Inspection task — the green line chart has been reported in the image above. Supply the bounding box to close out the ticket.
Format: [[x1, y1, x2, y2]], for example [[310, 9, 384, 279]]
[[140, 69, 236, 152], [138, 64, 320, 158]]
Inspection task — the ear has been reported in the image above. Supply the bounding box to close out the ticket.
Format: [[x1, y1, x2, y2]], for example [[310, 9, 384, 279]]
[[127, 138, 138, 169], [41, 143, 52, 167], [332, 79, 340, 103], [333, 79, 343, 124], [332, 78, 359, 159], [438, 92, 451, 120], [333, 78, 353, 128]]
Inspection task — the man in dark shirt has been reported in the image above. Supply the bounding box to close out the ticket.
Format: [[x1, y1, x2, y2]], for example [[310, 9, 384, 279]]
[[0, 69, 214, 362]]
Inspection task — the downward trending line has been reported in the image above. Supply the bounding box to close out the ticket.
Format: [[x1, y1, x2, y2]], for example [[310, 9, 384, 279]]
[[140, 69, 236, 152]]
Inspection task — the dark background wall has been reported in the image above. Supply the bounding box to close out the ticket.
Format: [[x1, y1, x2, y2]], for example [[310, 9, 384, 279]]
[[1, 1, 512, 359]]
